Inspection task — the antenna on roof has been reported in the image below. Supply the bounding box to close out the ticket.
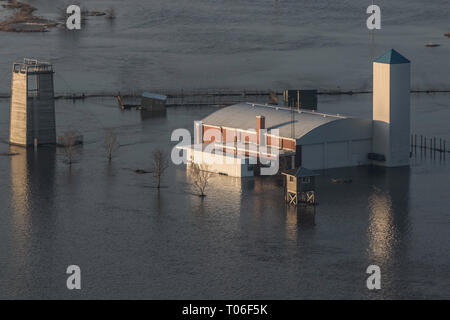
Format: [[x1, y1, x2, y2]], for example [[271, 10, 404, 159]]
[[291, 98, 295, 139], [369, 0, 375, 61]]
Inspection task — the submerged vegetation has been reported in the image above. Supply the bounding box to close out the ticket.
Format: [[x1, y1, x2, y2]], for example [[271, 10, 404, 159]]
[[0, 0, 115, 32], [151, 148, 169, 189], [0, 0, 57, 32], [190, 163, 212, 197]]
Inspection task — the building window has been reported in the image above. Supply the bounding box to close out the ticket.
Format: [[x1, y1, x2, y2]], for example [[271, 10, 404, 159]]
[[301, 177, 310, 184], [289, 176, 294, 182]]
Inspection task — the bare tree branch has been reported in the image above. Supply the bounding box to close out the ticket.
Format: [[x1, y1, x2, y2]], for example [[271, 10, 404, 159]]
[[151, 148, 169, 189], [105, 129, 119, 162], [189, 163, 212, 197], [59, 130, 80, 166]]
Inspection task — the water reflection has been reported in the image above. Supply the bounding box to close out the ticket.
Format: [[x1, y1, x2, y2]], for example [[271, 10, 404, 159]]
[[367, 167, 410, 267], [9, 145, 57, 294], [10, 146, 32, 235], [285, 205, 316, 243]]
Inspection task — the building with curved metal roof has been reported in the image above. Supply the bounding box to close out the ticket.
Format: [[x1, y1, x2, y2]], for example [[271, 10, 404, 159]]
[[188, 49, 411, 174], [200, 102, 373, 170]]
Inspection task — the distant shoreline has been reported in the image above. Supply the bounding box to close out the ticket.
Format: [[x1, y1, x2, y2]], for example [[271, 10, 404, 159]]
[[0, 0, 111, 32], [0, 0, 58, 32], [0, 89, 449, 102]]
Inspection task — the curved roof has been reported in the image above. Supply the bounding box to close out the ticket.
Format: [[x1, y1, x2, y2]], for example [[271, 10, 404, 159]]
[[202, 103, 349, 140]]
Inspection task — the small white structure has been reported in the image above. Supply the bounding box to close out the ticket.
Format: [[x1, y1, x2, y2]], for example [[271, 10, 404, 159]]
[[372, 49, 411, 166], [9, 59, 56, 147]]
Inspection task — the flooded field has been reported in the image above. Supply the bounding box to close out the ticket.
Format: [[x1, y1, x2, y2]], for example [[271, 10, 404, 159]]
[[0, 0, 449, 300], [0, 0, 449, 94], [0, 93, 449, 299]]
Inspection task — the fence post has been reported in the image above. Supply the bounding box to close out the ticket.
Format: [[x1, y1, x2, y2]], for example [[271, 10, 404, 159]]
[[415, 134, 417, 153], [411, 134, 413, 153]]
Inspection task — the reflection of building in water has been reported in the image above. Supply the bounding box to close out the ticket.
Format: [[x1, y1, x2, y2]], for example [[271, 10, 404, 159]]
[[9, 145, 57, 271], [10, 145, 57, 226], [10, 146, 31, 227], [368, 188, 394, 263], [367, 167, 410, 266], [285, 205, 316, 243]]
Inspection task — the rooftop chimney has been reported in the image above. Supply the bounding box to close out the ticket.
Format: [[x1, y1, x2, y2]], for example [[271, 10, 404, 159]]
[[256, 115, 265, 145]]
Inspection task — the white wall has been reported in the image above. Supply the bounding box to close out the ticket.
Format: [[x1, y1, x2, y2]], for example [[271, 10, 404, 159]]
[[185, 147, 253, 177], [298, 118, 373, 170], [373, 61, 410, 167], [301, 138, 372, 170]]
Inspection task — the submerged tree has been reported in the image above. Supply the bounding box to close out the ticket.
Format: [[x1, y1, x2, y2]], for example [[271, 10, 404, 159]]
[[105, 7, 116, 20], [269, 90, 278, 105], [152, 148, 169, 189], [190, 163, 212, 197], [60, 130, 80, 166], [105, 129, 119, 162]]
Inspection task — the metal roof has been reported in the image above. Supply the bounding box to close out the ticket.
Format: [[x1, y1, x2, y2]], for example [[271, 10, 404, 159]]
[[282, 167, 319, 177], [142, 92, 167, 100], [374, 49, 410, 64], [202, 103, 347, 140]]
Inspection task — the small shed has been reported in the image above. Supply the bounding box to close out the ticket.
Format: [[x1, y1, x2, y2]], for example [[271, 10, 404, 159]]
[[281, 167, 318, 206], [283, 90, 317, 110], [141, 92, 167, 113]]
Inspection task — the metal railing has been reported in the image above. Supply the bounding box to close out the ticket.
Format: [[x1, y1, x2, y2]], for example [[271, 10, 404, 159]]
[[12, 59, 53, 74]]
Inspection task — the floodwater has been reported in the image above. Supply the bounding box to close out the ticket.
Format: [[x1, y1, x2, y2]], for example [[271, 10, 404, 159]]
[[0, 0, 449, 299], [0, 0, 449, 94], [0, 93, 449, 299]]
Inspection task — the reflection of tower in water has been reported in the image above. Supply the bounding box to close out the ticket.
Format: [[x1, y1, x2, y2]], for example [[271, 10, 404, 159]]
[[9, 145, 57, 280], [10, 146, 31, 229], [367, 167, 410, 268]]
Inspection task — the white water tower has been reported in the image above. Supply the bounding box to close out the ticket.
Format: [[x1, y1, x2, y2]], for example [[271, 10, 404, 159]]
[[372, 49, 411, 167]]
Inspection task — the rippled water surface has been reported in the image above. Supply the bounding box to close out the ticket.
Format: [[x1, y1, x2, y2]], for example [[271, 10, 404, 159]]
[[0, 0, 449, 93], [0, 93, 449, 299], [0, 0, 449, 299]]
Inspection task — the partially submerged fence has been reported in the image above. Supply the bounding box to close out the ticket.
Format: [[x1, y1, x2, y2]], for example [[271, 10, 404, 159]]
[[410, 134, 449, 159]]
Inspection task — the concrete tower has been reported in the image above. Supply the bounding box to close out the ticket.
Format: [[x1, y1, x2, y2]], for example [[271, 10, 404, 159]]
[[9, 59, 56, 147], [372, 49, 411, 167]]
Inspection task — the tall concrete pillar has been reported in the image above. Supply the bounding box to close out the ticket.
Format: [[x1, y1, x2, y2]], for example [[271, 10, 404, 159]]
[[372, 49, 410, 167], [9, 59, 56, 147]]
